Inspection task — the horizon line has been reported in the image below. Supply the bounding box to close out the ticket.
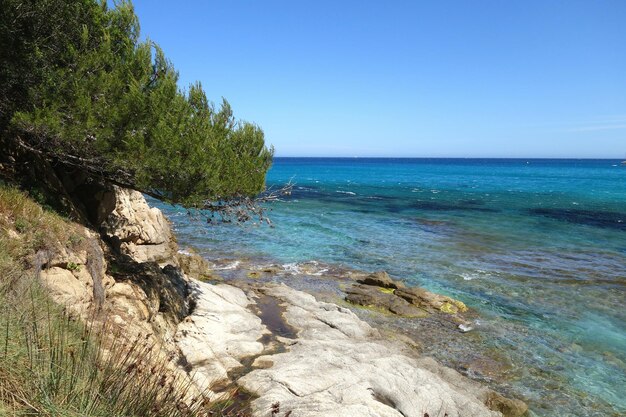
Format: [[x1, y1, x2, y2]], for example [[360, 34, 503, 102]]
[[272, 156, 625, 160]]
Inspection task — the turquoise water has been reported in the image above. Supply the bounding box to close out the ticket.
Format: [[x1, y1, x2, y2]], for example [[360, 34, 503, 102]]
[[157, 158, 626, 416]]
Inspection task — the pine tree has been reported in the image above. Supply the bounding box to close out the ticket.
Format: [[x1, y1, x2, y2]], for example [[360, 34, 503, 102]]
[[0, 0, 274, 216]]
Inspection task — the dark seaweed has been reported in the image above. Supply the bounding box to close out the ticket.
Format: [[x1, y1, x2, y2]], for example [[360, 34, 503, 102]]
[[529, 208, 626, 231]]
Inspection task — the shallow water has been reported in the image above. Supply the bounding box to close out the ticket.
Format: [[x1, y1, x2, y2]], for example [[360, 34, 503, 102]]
[[154, 158, 626, 416]]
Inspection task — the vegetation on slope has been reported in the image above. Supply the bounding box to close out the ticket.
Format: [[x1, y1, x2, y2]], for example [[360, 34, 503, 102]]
[[0, 184, 249, 416], [0, 0, 273, 211]]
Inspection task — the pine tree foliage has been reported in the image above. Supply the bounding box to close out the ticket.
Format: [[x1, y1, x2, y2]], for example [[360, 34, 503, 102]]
[[0, 0, 274, 210]]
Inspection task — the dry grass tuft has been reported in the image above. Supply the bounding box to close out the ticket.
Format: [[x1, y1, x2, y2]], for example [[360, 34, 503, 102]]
[[0, 183, 251, 416]]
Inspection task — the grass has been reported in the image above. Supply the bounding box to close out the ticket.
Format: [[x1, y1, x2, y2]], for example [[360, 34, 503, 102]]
[[0, 184, 251, 416]]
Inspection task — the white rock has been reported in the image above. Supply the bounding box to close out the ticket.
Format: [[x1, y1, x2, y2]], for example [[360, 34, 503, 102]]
[[175, 281, 268, 396], [102, 187, 176, 263], [239, 284, 502, 417]]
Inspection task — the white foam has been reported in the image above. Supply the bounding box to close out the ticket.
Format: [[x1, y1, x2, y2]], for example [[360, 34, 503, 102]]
[[213, 260, 241, 270], [461, 273, 478, 281], [282, 262, 302, 274], [336, 190, 356, 195], [458, 323, 473, 332]]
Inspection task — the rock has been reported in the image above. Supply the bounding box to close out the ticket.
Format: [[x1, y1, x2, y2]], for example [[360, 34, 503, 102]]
[[120, 241, 176, 265], [357, 270, 403, 289], [39, 266, 92, 315], [101, 187, 177, 264], [175, 282, 267, 395], [177, 250, 216, 281], [111, 259, 191, 323], [484, 391, 529, 417], [395, 287, 468, 314], [46, 246, 88, 268], [239, 284, 503, 417], [260, 265, 281, 274], [346, 284, 429, 318], [107, 281, 153, 321]]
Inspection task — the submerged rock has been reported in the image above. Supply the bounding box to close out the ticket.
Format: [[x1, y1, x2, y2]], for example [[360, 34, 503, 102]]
[[484, 391, 529, 417]]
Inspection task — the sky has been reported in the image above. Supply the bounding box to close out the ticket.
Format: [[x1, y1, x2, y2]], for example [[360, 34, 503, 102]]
[[129, 0, 626, 158]]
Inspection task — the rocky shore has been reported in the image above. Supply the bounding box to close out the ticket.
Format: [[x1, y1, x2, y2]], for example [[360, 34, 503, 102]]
[[35, 186, 527, 417]]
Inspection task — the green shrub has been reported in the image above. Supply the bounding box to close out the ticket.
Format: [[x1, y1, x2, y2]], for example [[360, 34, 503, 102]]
[[66, 261, 81, 272]]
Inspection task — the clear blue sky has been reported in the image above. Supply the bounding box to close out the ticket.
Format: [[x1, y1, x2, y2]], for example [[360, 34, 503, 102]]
[[130, 0, 626, 158]]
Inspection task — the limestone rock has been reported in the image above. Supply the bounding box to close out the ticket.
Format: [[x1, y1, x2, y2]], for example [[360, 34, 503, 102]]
[[101, 187, 177, 264], [175, 282, 267, 395], [39, 266, 92, 314], [107, 281, 153, 322], [47, 246, 88, 269], [239, 284, 503, 417], [120, 241, 176, 264], [110, 260, 190, 323]]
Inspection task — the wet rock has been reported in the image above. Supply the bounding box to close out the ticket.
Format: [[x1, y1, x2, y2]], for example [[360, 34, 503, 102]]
[[484, 391, 529, 417], [260, 265, 282, 274], [346, 284, 428, 318], [357, 270, 404, 289], [395, 287, 468, 314]]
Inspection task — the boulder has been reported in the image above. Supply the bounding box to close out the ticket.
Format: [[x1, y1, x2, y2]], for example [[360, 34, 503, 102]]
[[357, 270, 403, 289], [395, 287, 468, 314], [101, 187, 177, 264], [177, 250, 216, 281], [346, 284, 429, 318]]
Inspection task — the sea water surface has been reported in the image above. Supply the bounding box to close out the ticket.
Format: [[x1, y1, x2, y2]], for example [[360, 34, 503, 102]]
[[156, 158, 626, 416]]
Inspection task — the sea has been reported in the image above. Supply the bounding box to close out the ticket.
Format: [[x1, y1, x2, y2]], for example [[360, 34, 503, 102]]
[[154, 158, 626, 417]]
